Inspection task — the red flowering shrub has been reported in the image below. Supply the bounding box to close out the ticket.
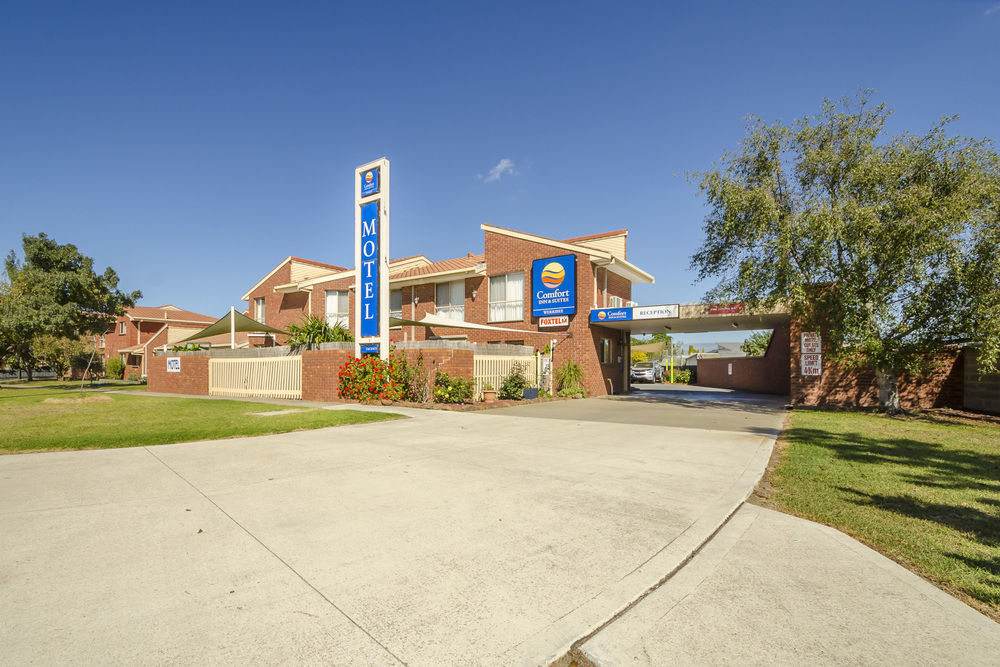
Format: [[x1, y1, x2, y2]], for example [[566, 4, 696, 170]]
[[338, 356, 403, 402]]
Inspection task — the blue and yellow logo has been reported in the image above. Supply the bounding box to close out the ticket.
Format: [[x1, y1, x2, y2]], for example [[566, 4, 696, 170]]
[[365, 171, 374, 184], [541, 262, 565, 289]]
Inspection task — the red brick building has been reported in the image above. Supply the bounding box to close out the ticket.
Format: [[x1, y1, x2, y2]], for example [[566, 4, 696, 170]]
[[241, 225, 654, 396], [97, 305, 230, 378]]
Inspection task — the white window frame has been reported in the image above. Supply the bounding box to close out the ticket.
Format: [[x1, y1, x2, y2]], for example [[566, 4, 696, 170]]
[[600, 338, 613, 364], [435, 279, 465, 321], [119, 321, 126, 335], [256, 298, 266, 324], [325, 290, 349, 328], [390, 289, 403, 328], [609, 295, 623, 308], [488, 271, 524, 322]]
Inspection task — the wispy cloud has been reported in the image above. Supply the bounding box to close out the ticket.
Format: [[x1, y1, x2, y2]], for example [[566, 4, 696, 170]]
[[480, 158, 516, 183], [986, 2, 1000, 15]]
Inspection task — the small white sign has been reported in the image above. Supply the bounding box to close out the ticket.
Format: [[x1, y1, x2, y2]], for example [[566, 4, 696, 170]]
[[166, 357, 181, 373], [632, 304, 679, 320], [538, 315, 569, 328], [802, 353, 822, 376], [801, 332, 822, 354]]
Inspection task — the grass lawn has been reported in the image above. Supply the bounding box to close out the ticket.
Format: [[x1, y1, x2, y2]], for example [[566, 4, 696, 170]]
[[772, 409, 1000, 620], [0, 384, 403, 453]]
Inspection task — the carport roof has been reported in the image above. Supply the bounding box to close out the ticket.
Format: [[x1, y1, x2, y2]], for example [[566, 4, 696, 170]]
[[593, 303, 790, 335]]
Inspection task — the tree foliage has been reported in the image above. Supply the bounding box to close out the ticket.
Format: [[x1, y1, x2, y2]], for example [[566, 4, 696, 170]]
[[1, 234, 139, 378], [740, 331, 772, 356], [691, 92, 1000, 411]]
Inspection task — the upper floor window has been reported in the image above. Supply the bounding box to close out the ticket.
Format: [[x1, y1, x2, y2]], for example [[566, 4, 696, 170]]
[[325, 290, 348, 328], [390, 289, 402, 327], [254, 297, 266, 324], [119, 321, 126, 335], [489, 271, 524, 322], [609, 295, 623, 308], [436, 279, 465, 321]]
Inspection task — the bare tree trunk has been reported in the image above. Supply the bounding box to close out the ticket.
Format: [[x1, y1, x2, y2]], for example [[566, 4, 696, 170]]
[[26, 366, 33, 382], [876, 367, 901, 414]]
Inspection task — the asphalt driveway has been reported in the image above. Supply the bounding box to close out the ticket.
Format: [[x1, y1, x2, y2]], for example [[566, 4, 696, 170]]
[[491, 383, 789, 436], [0, 402, 775, 665]]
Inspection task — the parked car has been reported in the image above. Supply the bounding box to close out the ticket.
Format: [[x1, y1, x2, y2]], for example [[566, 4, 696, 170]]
[[630, 361, 663, 383]]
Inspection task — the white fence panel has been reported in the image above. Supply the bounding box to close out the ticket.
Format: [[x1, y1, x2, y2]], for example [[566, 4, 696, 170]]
[[209, 356, 302, 400], [473, 354, 538, 400]]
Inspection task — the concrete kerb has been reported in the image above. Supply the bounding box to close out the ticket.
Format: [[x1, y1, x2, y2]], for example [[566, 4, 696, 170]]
[[503, 431, 776, 667]]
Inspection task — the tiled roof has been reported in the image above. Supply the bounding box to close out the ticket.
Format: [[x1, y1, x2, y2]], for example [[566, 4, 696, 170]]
[[391, 254, 485, 280], [128, 306, 216, 323]]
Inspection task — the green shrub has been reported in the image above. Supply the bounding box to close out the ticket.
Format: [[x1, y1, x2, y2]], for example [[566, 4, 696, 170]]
[[126, 372, 141, 382], [631, 350, 648, 364], [499, 363, 530, 399], [433, 371, 473, 404], [555, 359, 584, 390], [670, 368, 692, 384], [171, 343, 203, 352], [389, 353, 429, 403], [106, 356, 125, 379], [287, 315, 353, 349], [557, 386, 587, 398], [338, 356, 401, 402]]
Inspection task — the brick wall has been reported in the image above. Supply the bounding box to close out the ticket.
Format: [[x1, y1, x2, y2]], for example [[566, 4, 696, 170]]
[[301, 348, 354, 401], [789, 321, 963, 409], [964, 348, 1000, 415], [697, 325, 791, 395], [301, 344, 475, 402], [147, 353, 210, 395]]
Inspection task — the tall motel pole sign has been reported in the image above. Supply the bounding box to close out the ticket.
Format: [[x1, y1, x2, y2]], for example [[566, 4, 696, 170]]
[[354, 158, 390, 360]]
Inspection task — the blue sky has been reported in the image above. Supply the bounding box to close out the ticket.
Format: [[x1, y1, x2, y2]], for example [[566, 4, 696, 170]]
[[2, 1, 998, 345]]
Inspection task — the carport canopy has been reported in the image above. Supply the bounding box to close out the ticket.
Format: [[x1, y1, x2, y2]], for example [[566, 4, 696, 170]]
[[174, 309, 287, 343], [592, 302, 790, 335]]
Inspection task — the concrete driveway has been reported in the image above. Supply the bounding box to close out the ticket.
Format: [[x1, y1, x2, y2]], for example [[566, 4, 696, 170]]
[[0, 400, 778, 665]]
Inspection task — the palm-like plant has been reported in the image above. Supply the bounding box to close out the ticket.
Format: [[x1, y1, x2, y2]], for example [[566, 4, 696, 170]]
[[286, 315, 353, 350]]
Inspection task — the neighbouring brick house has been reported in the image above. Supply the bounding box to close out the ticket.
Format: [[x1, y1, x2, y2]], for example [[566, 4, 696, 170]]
[[97, 305, 249, 378], [241, 225, 654, 396]]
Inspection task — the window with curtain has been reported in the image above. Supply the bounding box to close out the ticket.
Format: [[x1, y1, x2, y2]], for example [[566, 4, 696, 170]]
[[254, 297, 265, 324], [325, 290, 349, 327], [435, 280, 465, 321], [390, 289, 402, 327], [488, 271, 524, 322]]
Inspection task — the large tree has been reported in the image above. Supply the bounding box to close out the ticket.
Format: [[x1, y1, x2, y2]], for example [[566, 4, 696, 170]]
[[1, 234, 140, 379], [691, 93, 1000, 412]]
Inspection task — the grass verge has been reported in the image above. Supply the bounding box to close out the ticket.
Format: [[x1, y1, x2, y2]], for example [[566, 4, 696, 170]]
[[760, 409, 1000, 621], [0, 385, 403, 453]]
